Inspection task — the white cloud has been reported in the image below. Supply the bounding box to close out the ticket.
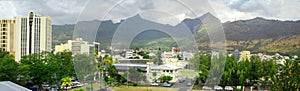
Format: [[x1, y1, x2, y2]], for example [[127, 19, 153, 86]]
[[0, 1, 17, 19]]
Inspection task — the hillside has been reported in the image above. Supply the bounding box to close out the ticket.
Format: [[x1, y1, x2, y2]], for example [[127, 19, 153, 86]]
[[52, 14, 300, 54]]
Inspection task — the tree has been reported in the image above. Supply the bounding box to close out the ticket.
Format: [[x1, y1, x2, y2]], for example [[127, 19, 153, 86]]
[[272, 59, 300, 90], [61, 76, 73, 88], [0, 50, 18, 83], [126, 67, 143, 83], [102, 54, 113, 66], [73, 54, 97, 83], [151, 50, 163, 65], [220, 55, 238, 86], [103, 65, 127, 86], [159, 76, 173, 82], [55, 51, 76, 81], [190, 53, 210, 85], [19, 52, 58, 90], [137, 51, 150, 59]]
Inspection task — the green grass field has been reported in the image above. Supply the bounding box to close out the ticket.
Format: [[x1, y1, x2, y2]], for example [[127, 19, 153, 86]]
[[178, 69, 198, 77], [69, 83, 104, 91]]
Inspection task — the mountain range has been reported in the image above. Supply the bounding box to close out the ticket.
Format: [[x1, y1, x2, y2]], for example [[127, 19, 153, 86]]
[[52, 13, 300, 55]]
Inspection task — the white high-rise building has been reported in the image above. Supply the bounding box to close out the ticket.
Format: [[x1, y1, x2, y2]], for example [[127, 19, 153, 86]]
[[15, 11, 52, 61]]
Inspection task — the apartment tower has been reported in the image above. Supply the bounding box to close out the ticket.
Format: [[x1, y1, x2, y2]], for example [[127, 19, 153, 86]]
[[15, 11, 52, 61], [0, 19, 15, 56]]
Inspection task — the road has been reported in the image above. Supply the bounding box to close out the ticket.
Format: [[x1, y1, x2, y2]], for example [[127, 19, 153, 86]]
[[172, 76, 194, 91]]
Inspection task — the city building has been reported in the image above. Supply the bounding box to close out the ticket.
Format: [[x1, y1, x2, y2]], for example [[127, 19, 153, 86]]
[[147, 63, 180, 83], [240, 51, 251, 61], [0, 19, 15, 56], [232, 49, 240, 60], [15, 12, 52, 61], [125, 51, 135, 58], [54, 38, 100, 55]]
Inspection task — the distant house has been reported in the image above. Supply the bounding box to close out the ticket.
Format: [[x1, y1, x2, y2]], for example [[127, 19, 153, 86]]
[[147, 64, 181, 83], [125, 51, 135, 59], [162, 58, 188, 68], [240, 51, 251, 61], [0, 81, 31, 91]]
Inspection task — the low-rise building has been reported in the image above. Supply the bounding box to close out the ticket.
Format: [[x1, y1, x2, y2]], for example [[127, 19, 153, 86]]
[[147, 64, 181, 83], [240, 51, 251, 61], [54, 38, 100, 55]]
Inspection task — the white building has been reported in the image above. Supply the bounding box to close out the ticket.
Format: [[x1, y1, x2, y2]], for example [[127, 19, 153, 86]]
[[54, 38, 100, 55], [125, 51, 135, 58], [15, 11, 52, 61], [147, 63, 181, 83]]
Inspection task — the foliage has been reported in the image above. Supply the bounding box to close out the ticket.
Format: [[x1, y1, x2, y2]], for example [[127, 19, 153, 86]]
[[271, 59, 300, 90], [18, 51, 76, 89], [137, 51, 150, 59], [0, 50, 18, 83], [125, 67, 143, 83], [150, 50, 163, 65], [177, 55, 183, 60], [73, 53, 97, 83], [191, 52, 300, 91], [159, 76, 173, 82], [102, 54, 113, 66], [190, 53, 210, 85], [61, 76, 73, 87]]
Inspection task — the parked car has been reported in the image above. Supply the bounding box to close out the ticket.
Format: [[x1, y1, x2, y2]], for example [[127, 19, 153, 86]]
[[187, 82, 192, 86], [162, 82, 172, 87], [225, 86, 234, 90], [202, 86, 212, 90], [72, 81, 83, 88], [150, 82, 160, 86], [214, 86, 223, 90], [61, 86, 72, 90], [178, 78, 185, 83], [42, 84, 51, 90]]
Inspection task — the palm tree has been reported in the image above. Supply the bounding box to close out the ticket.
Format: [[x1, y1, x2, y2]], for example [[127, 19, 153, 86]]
[[61, 76, 73, 91]]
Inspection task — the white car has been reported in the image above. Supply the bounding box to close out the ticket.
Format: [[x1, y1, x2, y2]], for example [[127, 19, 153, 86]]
[[42, 84, 51, 90], [61, 86, 72, 90], [214, 86, 223, 90], [187, 82, 192, 86], [202, 86, 212, 90], [72, 81, 84, 88], [225, 86, 234, 90]]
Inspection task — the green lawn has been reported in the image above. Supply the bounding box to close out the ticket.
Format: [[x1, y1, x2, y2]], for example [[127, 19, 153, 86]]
[[69, 83, 104, 91], [178, 69, 198, 77], [110, 86, 179, 91]]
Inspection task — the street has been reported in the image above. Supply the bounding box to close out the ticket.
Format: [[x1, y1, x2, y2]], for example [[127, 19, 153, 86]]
[[172, 76, 194, 91]]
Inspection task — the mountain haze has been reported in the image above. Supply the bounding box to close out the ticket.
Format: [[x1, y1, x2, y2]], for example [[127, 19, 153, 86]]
[[52, 14, 300, 54]]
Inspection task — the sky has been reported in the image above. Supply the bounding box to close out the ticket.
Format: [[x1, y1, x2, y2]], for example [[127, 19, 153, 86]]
[[0, 0, 299, 25]]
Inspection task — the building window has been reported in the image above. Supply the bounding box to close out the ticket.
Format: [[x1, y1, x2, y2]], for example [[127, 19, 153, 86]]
[[2, 44, 5, 47], [2, 40, 5, 43]]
